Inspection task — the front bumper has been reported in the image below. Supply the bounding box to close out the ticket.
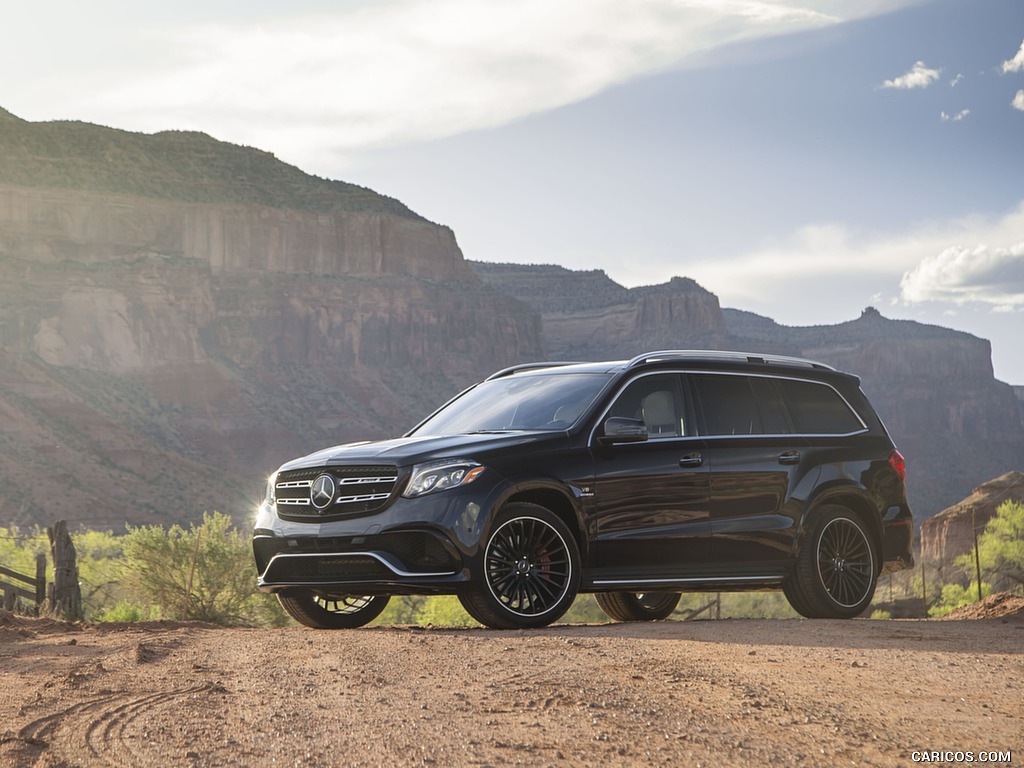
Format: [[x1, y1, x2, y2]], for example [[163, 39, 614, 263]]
[[252, 474, 502, 594], [254, 528, 468, 595]]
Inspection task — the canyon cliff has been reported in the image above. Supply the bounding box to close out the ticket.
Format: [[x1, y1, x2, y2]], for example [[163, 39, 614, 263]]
[[919, 471, 1024, 565], [0, 111, 542, 527]]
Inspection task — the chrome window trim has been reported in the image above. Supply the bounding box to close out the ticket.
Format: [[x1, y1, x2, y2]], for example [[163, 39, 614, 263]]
[[588, 368, 868, 446]]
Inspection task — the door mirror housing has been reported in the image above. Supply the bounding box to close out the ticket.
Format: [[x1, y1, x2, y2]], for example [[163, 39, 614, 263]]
[[598, 417, 648, 445]]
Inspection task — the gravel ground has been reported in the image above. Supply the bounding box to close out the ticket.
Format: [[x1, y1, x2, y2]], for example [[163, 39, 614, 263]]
[[0, 608, 1021, 767]]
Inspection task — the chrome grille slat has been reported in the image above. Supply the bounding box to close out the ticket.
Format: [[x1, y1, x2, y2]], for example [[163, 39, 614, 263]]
[[335, 492, 391, 504]]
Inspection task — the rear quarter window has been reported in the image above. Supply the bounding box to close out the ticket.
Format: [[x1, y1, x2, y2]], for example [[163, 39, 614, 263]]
[[777, 379, 864, 435]]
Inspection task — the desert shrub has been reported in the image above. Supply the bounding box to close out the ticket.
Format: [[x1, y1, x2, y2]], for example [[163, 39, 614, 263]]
[[928, 581, 994, 618], [121, 512, 286, 626], [955, 501, 1024, 594]]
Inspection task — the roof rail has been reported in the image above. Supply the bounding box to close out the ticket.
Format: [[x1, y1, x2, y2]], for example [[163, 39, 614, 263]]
[[626, 349, 834, 371], [485, 361, 581, 381]]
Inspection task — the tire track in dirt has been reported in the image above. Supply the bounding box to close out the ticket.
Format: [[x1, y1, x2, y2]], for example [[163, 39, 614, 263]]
[[11, 683, 226, 767]]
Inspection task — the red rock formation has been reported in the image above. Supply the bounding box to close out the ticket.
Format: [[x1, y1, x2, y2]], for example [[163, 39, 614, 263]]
[[920, 472, 1024, 563], [0, 184, 543, 527]]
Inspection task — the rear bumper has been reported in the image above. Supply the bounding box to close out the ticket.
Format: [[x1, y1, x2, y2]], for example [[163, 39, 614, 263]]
[[880, 502, 914, 574]]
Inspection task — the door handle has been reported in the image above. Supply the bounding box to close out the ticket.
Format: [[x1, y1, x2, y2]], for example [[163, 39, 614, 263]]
[[679, 453, 703, 468], [778, 451, 801, 465]]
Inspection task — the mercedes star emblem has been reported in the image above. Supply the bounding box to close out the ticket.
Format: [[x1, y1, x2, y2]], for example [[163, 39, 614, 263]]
[[310, 473, 336, 510]]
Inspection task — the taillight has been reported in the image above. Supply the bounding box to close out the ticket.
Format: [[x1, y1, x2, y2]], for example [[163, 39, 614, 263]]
[[888, 449, 906, 482]]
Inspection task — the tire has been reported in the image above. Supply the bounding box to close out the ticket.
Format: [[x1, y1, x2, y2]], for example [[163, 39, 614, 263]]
[[459, 503, 581, 629], [783, 505, 877, 619], [596, 591, 680, 622], [277, 590, 390, 629]]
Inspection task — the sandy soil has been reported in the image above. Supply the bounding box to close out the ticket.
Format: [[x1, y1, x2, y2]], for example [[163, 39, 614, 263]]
[[0, 604, 1021, 768]]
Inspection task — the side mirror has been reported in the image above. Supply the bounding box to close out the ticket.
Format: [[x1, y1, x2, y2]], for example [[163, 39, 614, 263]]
[[597, 417, 648, 445]]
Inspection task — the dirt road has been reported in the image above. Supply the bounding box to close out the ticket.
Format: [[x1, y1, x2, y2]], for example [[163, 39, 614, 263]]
[[1, 610, 1021, 767]]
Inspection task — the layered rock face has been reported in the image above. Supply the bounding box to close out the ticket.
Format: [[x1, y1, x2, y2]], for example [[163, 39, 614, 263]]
[[2, 186, 531, 374], [920, 472, 1024, 563], [471, 263, 726, 359], [0, 127, 542, 526]]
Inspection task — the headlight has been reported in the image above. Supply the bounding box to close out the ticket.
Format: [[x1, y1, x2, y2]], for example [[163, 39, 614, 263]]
[[403, 460, 485, 498], [265, 473, 277, 504]]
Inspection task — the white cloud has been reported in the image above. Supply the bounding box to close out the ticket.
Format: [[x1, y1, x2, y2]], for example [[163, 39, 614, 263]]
[[1013, 90, 1024, 112], [675, 203, 1024, 310], [1001, 39, 1024, 73], [900, 243, 1024, 307], [940, 109, 970, 122], [8, 1, 920, 169], [949, 73, 964, 87], [881, 60, 940, 89]]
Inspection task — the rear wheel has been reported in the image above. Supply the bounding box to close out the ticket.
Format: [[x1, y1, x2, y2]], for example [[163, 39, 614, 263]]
[[784, 505, 877, 619], [277, 590, 390, 629], [596, 591, 680, 622], [459, 503, 580, 629]]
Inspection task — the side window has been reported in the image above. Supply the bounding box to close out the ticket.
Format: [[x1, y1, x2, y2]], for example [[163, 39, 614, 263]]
[[751, 377, 792, 434], [606, 374, 687, 438], [777, 379, 864, 435], [691, 375, 763, 436]]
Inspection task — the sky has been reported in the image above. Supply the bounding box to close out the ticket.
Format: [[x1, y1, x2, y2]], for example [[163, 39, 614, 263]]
[[2, 0, 1023, 382]]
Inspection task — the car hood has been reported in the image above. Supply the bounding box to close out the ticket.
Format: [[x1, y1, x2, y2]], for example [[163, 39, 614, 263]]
[[276, 431, 568, 472]]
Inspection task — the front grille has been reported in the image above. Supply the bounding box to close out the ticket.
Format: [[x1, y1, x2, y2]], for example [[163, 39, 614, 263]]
[[275, 465, 399, 521]]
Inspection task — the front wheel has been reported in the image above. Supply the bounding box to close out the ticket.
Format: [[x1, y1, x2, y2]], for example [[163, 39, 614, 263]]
[[596, 591, 681, 622], [784, 505, 877, 619], [459, 503, 581, 629], [277, 590, 390, 629]]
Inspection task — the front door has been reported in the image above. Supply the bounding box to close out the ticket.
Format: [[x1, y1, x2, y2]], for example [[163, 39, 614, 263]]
[[589, 372, 711, 578]]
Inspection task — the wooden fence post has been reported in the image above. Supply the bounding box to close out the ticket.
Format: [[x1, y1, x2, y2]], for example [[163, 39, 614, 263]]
[[35, 553, 46, 608], [47, 520, 83, 621]]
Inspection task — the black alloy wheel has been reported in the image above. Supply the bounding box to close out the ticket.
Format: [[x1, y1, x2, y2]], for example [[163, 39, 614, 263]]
[[784, 505, 877, 619], [277, 590, 390, 629], [459, 503, 581, 629], [596, 591, 681, 622]]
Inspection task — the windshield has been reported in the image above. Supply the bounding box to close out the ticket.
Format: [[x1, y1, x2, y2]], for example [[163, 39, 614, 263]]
[[411, 372, 613, 436]]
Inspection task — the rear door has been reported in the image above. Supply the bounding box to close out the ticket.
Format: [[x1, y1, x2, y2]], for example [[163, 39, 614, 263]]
[[690, 374, 808, 566]]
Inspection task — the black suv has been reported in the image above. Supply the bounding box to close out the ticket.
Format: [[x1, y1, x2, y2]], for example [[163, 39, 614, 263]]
[[253, 350, 913, 629]]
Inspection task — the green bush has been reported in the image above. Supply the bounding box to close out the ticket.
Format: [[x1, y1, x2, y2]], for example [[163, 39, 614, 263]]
[[121, 512, 286, 626], [928, 581, 994, 618], [955, 501, 1024, 594], [95, 600, 162, 623]]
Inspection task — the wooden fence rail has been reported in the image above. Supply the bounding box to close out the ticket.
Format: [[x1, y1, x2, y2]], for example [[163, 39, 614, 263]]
[[0, 554, 47, 612]]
